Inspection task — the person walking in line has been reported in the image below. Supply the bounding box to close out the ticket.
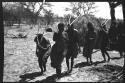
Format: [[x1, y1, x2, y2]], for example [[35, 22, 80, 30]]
[[50, 23, 69, 78], [83, 22, 96, 65], [100, 23, 111, 61]]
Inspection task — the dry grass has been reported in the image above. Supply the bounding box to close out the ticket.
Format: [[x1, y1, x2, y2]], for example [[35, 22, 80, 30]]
[[4, 25, 124, 82]]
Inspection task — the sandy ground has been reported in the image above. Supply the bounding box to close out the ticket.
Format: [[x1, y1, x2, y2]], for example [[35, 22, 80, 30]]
[[4, 27, 124, 82]]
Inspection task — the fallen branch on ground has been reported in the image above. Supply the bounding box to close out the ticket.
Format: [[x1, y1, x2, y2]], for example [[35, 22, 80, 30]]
[[5, 32, 29, 39]]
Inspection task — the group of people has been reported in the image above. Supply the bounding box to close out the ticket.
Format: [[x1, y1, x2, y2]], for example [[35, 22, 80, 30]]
[[34, 21, 114, 79], [50, 23, 80, 78], [50, 22, 108, 78]]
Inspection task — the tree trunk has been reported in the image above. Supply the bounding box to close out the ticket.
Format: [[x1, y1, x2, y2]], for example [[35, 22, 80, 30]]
[[110, 7, 116, 22], [122, 1, 125, 78], [109, 2, 116, 23], [122, 2, 125, 24]]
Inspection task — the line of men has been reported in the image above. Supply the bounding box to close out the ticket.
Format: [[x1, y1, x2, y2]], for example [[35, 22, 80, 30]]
[[36, 21, 109, 78], [50, 22, 109, 78], [34, 20, 124, 79]]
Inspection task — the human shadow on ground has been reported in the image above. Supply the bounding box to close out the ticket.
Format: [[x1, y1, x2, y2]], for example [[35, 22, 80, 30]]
[[74, 62, 90, 68], [74, 61, 105, 68], [111, 57, 123, 60], [36, 71, 70, 82], [93, 64, 123, 82], [92, 60, 106, 66], [19, 72, 43, 82], [84, 63, 123, 82]]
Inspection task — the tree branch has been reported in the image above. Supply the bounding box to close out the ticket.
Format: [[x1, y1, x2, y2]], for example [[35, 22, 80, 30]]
[[109, 2, 121, 8]]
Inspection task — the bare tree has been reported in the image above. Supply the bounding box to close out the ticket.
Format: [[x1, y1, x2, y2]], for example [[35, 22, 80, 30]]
[[64, 14, 75, 24], [122, 2, 125, 23], [108, 2, 121, 23], [65, 2, 97, 17], [44, 10, 54, 26], [108, 1, 124, 81], [2, 2, 9, 8], [64, 14, 71, 24], [65, 2, 97, 24], [18, 2, 53, 28]]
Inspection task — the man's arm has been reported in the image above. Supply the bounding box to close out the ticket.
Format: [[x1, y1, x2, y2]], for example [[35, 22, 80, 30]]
[[46, 39, 51, 47], [53, 32, 58, 41], [75, 30, 81, 52], [65, 32, 69, 41], [102, 28, 108, 34], [34, 36, 37, 42]]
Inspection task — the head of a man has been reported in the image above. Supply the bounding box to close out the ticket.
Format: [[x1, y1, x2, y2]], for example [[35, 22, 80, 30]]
[[68, 24, 74, 30], [58, 23, 65, 32], [87, 22, 94, 31]]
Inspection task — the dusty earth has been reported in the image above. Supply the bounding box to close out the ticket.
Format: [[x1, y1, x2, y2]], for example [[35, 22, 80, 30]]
[[4, 26, 124, 82]]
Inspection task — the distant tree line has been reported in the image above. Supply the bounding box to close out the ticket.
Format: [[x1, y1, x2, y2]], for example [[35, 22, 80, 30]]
[[3, 2, 124, 28], [2, 2, 55, 27]]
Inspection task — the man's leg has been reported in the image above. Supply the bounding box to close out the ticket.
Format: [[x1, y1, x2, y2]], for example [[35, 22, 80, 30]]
[[66, 57, 70, 71], [119, 50, 123, 58], [38, 57, 43, 73], [70, 57, 74, 72], [90, 55, 93, 65], [43, 61, 46, 72], [104, 50, 110, 61], [101, 50, 106, 61], [87, 57, 89, 63], [56, 65, 61, 78]]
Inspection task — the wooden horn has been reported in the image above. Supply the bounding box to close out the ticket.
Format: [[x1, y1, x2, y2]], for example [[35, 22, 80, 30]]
[[70, 15, 81, 26]]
